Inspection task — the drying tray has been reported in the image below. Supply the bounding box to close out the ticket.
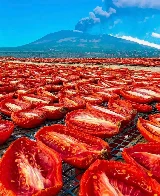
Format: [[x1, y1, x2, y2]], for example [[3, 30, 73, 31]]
[[0, 102, 159, 196]]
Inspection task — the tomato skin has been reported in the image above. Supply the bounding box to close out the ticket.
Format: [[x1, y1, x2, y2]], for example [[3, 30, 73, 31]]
[[120, 90, 153, 103], [59, 96, 86, 111], [123, 142, 160, 184], [0, 120, 14, 144], [37, 104, 67, 120], [66, 109, 120, 138], [125, 100, 152, 113], [11, 109, 46, 128], [108, 98, 137, 120], [0, 93, 14, 102], [156, 103, 160, 111], [0, 98, 32, 116], [79, 160, 160, 196], [92, 91, 119, 102], [19, 94, 51, 107], [137, 117, 160, 142], [35, 124, 110, 169], [0, 137, 63, 196], [149, 114, 160, 125]]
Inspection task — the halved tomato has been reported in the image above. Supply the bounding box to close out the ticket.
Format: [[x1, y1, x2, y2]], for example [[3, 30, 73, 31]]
[[80, 95, 103, 105], [0, 137, 62, 196], [125, 100, 152, 113], [149, 114, 160, 125], [19, 94, 51, 107], [108, 98, 136, 119], [156, 103, 160, 111], [134, 87, 160, 102], [92, 91, 119, 102], [86, 103, 129, 124], [137, 117, 160, 142], [0, 93, 14, 102], [79, 160, 160, 196], [59, 96, 86, 111], [0, 120, 14, 144], [35, 124, 109, 169], [37, 89, 58, 102], [37, 104, 67, 120], [123, 142, 160, 183], [0, 98, 32, 116], [120, 89, 153, 103], [11, 108, 46, 128], [66, 109, 120, 138]]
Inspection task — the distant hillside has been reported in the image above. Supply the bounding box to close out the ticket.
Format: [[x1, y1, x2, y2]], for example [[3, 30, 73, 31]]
[[0, 30, 158, 58], [19, 30, 151, 52]]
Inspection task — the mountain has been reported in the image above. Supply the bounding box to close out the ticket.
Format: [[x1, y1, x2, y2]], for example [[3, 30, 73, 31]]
[[0, 30, 158, 58], [20, 30, 152, 52]]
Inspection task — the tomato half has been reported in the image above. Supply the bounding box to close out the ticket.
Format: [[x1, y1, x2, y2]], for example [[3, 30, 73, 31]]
[[35, 124, 109, 169], [156, 103, 160, 111], [11, 108, 46, 128], [125, 100, 152, 113], [0, 120, 14, 144], [149, 113, 160, 125], [0, 137, 62, 196], [79, 160, 160, 196], [123, 142, 160, 183], [137, 117, 160, 142], [120, 90, 153, 103], [0, 98, 32, 116], [59, 96, 86, 111], [37, 104, 67, 120], [92, 91, 119, 102], [66, 109, 120, 138], [19, 94, 51, 107]]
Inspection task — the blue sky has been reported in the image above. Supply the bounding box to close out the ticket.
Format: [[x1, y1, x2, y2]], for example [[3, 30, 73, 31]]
[[1, 0, 160, 48]]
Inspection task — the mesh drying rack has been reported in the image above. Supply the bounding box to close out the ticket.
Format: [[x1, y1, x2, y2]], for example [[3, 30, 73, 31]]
[[0, 102, 159, 196]]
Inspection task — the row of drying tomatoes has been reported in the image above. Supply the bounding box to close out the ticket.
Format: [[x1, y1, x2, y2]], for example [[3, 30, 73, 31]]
[[1, 110, 160, 195], [1, 56, 160, 66], [0, 62, 160, 195]]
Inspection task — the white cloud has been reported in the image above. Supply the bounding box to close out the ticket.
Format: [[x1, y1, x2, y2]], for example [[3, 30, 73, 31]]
[[112, 34, 160, 49], [109, 19, 122, 29], [152, 32, 160, 38], [73, 30, 83, 33], [89, 12, 101, 23], [94, 6, 116, 18], [113, 0, 160, 9]]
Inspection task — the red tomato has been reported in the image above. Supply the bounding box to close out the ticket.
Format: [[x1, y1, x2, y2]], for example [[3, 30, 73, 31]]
[[123, 142, 160, 183], [156, 103, 160, 111], [11, 108, 46, 128], [79, 95, 103, 105], [37, 104, 67, 120], [86, 103, 129, 124], [35, 124, 109, 169], [149, 114, 160, 125], [66, 109, 120, 138], [0, 93, 14, 102], [125, 100, 152, 113], [0, 137, 62, 196], [92, 91, 119, 102], [0, 120, 14, 144], [19, 94, 51, 107], [59, 96, 86, 111], [108, 98, 136, 119], [120, 89, 153, 103], [0, 98, 32, 116], [79, 160, 160, 196], [137, 117, 160, 142]]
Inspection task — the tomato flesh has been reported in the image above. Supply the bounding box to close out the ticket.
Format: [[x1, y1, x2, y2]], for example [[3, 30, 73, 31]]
[[0, 137, 62, 196]]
